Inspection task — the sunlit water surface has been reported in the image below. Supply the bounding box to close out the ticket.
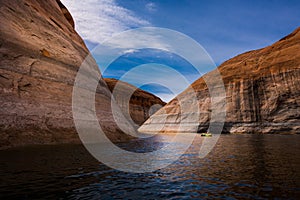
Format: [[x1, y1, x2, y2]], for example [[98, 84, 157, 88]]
[[0, 134, 299, 199]]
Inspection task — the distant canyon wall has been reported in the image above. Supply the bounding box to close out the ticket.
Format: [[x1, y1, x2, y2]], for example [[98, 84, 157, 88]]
[[104, 78, 166, 126]]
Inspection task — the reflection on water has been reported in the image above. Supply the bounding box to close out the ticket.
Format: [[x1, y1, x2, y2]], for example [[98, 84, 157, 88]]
[[0, 134, 299, 199]]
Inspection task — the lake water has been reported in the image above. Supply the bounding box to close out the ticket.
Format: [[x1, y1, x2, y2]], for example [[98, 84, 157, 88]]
[[0, 134, 299, 199]]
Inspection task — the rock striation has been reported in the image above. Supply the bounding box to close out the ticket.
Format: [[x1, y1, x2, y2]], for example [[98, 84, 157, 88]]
[[0, 0, 134, 148], [104, 78, 166, 125], [140, 27, 300, 134]]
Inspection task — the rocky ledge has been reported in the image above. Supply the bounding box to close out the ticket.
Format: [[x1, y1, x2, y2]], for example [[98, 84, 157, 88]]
[[140, 27, 300, 134]]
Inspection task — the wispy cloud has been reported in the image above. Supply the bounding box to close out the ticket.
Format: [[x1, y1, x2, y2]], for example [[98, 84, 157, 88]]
[[122, 49, 140, 54], [145, 2, 157, 12], [61, 0, 151, 43], [60, 0, 214, 102]]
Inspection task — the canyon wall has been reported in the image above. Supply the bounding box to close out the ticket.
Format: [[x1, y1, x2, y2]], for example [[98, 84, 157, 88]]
[[104, 78, 165, 125], [0, 0, 134, 148], [140, 27, 300, 134]]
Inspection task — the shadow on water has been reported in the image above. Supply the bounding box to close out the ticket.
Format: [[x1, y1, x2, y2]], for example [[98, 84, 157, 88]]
[[0, 134, 299, 199]]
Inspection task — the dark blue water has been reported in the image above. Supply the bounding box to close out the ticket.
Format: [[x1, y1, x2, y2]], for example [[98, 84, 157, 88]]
[[0, 134, 299, 199]]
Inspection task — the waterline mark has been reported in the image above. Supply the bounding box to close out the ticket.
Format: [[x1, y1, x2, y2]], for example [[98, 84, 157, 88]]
[[72, 27, 226, 173]]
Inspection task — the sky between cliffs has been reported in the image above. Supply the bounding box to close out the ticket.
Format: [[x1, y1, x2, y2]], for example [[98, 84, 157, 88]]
[[61, 0, 300, 102]]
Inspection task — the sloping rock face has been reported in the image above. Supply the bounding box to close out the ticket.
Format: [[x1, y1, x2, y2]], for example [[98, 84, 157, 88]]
[[140, 28, 300, 134], [104, 78, 166, 125], [0, 0, 131, 148]]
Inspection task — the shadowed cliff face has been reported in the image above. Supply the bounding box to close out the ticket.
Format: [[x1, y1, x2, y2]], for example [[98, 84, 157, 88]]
[[104, 78, 166, 125], [140, 27, 300, 134], [0, 0, 133, 148]]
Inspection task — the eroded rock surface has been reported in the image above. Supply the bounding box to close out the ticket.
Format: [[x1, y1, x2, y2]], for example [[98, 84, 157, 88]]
[[0, 0, 133, 148], [140, 28, 300, 134]]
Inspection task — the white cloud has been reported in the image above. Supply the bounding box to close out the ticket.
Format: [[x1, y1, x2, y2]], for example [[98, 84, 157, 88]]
[[102, 30, 174, 51], [122, 49, 139, 54], [145, 2, 157, 12], [60, 0, 208, 62], [60, 1, 212, 102], [61, 0, 151, 43]]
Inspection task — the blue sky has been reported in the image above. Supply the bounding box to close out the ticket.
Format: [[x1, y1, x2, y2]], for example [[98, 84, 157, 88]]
[[62, 0, 300, 101]]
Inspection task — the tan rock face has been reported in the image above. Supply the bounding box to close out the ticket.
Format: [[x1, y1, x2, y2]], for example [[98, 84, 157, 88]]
[[104, 78, 166, 125], [0, 0, 132, 148], [140, 27, 300, 134]]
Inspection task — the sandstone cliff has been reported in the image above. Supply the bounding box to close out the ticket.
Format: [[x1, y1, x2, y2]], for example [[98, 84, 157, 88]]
[[104, 78, 166, 125], [140, 28, 300, 134], [0, 0, 134, 148]]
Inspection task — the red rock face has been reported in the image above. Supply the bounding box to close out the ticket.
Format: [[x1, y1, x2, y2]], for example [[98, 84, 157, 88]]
[[104, 78, 166, 125], [140, 28, 300, 134], [0, 0, 133, 149]]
